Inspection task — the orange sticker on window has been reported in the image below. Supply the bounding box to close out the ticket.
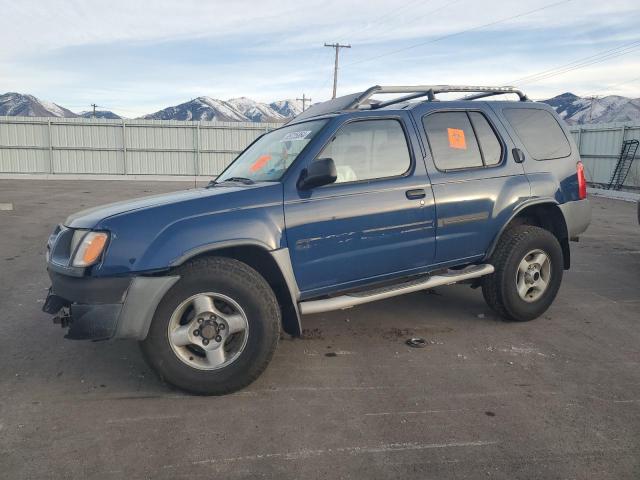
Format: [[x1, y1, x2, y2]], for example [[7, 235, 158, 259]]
[[447, 128, 466, 150], [250, 154, 272, 172]]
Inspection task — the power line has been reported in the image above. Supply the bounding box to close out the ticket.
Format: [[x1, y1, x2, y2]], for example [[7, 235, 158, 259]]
[[324, 43, 351, 99], [339, 0, 437, 44], [342, 0, 572, 69], [516, 45, 640, 86], [582, 75, 640, 98], [359, 0, 464, 45], [508, 40, 640, 85]]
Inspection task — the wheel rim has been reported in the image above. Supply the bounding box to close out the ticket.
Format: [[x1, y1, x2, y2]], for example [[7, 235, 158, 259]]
[[167, 292, 249, 370], [515, 249, 552, 303]]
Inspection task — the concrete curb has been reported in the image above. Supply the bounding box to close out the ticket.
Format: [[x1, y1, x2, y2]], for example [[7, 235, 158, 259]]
[[588, 187, 640, 203]]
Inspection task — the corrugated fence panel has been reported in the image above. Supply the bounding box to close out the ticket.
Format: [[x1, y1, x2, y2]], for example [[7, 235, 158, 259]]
[[126, 123, 194, 150], [0, 120, 49, 146], [571, 123, 640, 187], [0, 117, 281, 176], [0, 148, 49, 173], [127, 151, 195, 175], [53, 150, 124, 174], [3, 117, 639, 187], [199, 152, 238, 176]]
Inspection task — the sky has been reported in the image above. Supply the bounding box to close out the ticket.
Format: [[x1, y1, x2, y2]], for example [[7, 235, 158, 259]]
[[0, 0, 639, 117]]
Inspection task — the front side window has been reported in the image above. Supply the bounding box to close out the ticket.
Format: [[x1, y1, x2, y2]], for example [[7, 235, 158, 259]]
[[317, 119, 411, 184], [502, 108, 571, 160], [217, 119, 327, 182]]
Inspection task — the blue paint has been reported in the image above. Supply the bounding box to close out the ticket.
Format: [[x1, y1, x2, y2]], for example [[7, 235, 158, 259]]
[[50, 100, 585, 299]]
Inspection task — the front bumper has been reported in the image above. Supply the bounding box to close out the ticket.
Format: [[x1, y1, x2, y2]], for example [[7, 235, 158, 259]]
[[44, 269, 179, 341]]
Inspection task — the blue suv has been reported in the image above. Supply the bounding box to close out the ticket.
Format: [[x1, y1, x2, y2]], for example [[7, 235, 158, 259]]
[[43, 85, 591, 394]]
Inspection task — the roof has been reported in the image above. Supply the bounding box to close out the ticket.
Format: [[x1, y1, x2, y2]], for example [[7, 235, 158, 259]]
[[291, 85, 529, 123]]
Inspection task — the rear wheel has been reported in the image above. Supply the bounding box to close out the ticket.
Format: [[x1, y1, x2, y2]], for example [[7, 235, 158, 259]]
[[482, 225, 563, 322], [140, 256, 280, 395]]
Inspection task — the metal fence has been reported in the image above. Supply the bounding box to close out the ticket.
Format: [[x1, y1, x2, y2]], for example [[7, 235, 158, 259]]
[[1, 116, 639, 187], [0, 116, 281, 176], [569, 122, 640, 188]]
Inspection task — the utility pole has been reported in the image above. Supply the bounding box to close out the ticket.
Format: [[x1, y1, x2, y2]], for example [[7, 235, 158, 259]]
[[91, 103, 98, 118], [324, 42, 351, 99], [587, 96, 598, 122], [296, 93, 312, 111]]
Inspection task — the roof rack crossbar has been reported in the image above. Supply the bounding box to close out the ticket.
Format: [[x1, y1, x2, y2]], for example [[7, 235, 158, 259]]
[[352, 85, 528, 110]]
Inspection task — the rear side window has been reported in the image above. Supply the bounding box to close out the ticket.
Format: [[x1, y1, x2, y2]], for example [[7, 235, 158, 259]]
[[469, 112, 502, 166], [503, 108, 571, 160], [422, 111, 503, 170], [423, 112, 482, 170], [318, 119, 411, 183]]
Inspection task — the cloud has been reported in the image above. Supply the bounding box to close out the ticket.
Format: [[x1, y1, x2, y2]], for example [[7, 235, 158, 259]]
[[0, 0, 638, 115]]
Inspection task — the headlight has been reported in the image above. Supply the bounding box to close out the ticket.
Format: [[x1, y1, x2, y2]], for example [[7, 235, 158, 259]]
[[71, 231, 109, 267]]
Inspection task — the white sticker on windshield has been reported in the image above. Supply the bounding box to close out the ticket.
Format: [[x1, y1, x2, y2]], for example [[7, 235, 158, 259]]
[[281, 131, 311, 142]]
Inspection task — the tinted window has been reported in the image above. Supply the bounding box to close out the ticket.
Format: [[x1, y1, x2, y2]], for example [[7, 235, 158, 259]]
[[423, 112, 483, 170], [318, 119, 411, 183], [469, 112, 502, 166], [503, 108, 571, 160]]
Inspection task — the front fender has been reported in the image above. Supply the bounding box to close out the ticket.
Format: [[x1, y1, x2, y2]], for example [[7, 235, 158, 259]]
[[136, 206, 284, 271], [92, 184, 286, 276]]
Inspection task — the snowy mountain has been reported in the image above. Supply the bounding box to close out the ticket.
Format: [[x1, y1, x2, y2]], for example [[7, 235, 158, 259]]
[[542, 92, 640, 125], [227, 97, 285, 122], [0, 92, 78, 117], [269, 99, 303, 118], [79, 110, 122, 119], [142, 96, 302, 122], [141, 97, 250, 122], [7, 90, 638, 125]]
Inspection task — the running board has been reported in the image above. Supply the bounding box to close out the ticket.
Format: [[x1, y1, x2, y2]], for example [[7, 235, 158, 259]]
[[298, 264, 494, 315]]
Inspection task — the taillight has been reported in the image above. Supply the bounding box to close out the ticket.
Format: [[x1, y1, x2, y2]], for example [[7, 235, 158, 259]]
[[577, 161, 587, 200]]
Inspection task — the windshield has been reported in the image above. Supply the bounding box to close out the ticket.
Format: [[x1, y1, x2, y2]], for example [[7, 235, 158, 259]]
[[216, 119, 328, 183]]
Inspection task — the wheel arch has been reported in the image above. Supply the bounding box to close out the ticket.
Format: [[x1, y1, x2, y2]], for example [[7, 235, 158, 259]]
[[487, 200, 571, 269], [170, 242, 302, 336]]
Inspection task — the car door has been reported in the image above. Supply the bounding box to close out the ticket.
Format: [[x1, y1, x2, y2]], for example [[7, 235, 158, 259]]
[[283, 114, 436, 298], [413, 103, 530, 266]]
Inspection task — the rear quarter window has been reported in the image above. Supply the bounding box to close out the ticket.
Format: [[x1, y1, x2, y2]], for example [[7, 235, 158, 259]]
[[502, 108, 571, 160]]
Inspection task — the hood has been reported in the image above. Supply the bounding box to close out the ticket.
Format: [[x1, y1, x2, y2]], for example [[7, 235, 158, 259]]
[[64, 183, 267, 229]]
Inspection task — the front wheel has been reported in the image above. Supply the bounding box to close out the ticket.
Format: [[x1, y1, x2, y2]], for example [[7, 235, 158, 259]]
[[140, 257, 280, 395], [482, 225, 563, 322]]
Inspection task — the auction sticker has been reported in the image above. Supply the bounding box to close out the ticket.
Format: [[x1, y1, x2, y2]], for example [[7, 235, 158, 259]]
[[281, 131, 311, 142]]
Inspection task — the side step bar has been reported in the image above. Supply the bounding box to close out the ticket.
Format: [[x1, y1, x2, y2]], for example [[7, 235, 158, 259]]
[[298, 264, 494, 315]]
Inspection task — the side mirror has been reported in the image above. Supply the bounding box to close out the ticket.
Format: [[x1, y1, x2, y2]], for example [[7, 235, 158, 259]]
[[298, 158, 337, 190]]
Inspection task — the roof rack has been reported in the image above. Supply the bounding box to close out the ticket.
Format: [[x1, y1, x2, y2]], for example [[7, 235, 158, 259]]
[[290, 85, 528, 123], [365, 85, 529, 109]]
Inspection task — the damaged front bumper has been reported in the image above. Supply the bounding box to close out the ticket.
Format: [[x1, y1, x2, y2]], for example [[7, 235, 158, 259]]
[[43, 270, 179, 341]]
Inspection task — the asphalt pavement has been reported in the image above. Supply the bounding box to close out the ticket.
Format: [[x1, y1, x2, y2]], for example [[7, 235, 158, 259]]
[[0, 180, 638, 479]]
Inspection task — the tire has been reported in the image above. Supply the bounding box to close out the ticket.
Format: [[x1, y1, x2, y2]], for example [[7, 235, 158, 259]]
[[140, 256, 280, 395], [482, 225, 563, 322]]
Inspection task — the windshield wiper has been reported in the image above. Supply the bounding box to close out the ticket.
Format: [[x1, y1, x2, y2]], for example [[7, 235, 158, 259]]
[[222, 177, 255, 185], [207, 176, 255, 187]]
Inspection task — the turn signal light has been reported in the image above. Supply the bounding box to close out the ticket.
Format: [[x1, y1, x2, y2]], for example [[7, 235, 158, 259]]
[[72, 232, 109, 267]]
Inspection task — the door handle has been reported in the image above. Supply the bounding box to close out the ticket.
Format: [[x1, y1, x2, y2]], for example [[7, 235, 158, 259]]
[[512, 148, 525, 163], [406, 188, 426, 200]]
